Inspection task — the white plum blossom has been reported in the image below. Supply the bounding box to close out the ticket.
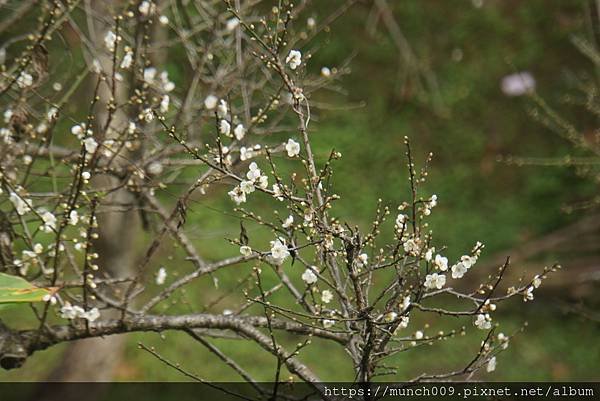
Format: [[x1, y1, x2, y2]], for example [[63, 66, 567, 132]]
[[159, 15, 169, 25], [282, 215, 294, 229], [451, 261, 468, 279], [321, 67, 331, 77], [219, 119, 231, 136], [486, 356, 497, 372], [395, 214, 407, 231], [239, 180, 255, 194], [159, 71, 175, 92], [240, 245, 252, 257], [424, 273, 446, 289], [40, 211, 57, 233], [228, 186, 246, 205], [356, 253, 368, 268], [71, 123, 85, 139], [156, 267, 167, 285], [84, 137, 98, 154], [270, 237, 290, 263], [82, 171, 91, 180], [60, 302, 100, 322], [285, 50, 302, 70], [9, 192, 30, 215], [285, 138, 301, 157], [234, 124, 246, 140], [322, 319, 335, 328], [4, 108, 13, 123], [524, 286, 534, 302], [301, 268, 318, 285], [69, 210, 79, 226], [474, 313, 492, 330], [383, 312, 397, 323], [217, 99, 228, 119], [142, 108, 154, 122], [82, 308, 100, 322], [532, 275, 542, 288], [501, 71, 535, 96], [47, 107, 58, 120], [143, 67, 157, 83], [226, 17, 240, 31], [246, 162, 261, 181], [138, 0, 154, 16], [403, 238, 420, 255], [415, 330, 424, 340], [160, 95, 170, 113], [204, 94, 218, 110], [434, 254, 448, 271], [104, 30, 117, 52], [401, 296, 411, 311], [272, 184, 284, 201], [321, 290, 333, 304], [17, 72, 33, 88], [121, 50, 133, 69]]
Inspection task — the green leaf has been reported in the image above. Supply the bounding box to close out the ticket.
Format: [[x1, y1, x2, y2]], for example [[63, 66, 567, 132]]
[[0, 273, 57, 304]]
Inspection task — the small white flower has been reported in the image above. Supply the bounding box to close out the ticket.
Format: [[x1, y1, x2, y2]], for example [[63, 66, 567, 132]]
[[9, 192, 30, 215], [40, 211, 57, 232], [138, 0, 154, 16], [104, 30, 117, 52], [451, 262, 468, 279], [285, 138, 300, 157], [239, 180, 255, 194], [532, 275, 542, 288], [321, 67, 331, 77], [307, 17, 316, 29], [424, 273, 446, 289], [71, 124, 85, 139], [147, 161, 164, 176], [120, 51, 133, 70], [42, 294, 57, 305], [272, 184, 284, 201], [321, 290, 333, 304], [69, 210, 79, 226], [204, 94, 218, 110], [474, 313, 492, 330], [143, 108, 154, 122], [240, 245, 252, 257], [434, 254, 448, 271], [501, 71, 535, 97], [524, 286, 534, 302], [403, 238, 420, 255], [415, 330, 424, 340], [383, 311, 397, 323], [47, 107, 58, 120], [83, 307, 100, 322], [159, 15, 169, 25], [285, 50, 302, 70], [156, 267, 167, 285], [401, 296, 411, 311], [217, 99, 228, 119], [16, 72, 33, 88], [486, 356, 497, 372], [226, 17, 240, 31], [160, 95, 170, 113], [4, 109, 13, 123], [84, 137, 98, 154], [270, 238, 290, 262], [282, 215, 294, 229], [143, 67, 157, 83], [33, 243, 44, 254], [219, 119, 231, 136], [322, 319, 335, 328], [356, 253, 368, 268], [234, 124, 246, 140], [228, 186, 246, 205], [246, 162, 261, 181], [82, 171, 91, 180], [301, 268, 318, 285]]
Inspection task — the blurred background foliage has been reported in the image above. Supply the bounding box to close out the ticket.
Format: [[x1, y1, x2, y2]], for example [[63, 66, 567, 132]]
[[2, 0, 600, 382]]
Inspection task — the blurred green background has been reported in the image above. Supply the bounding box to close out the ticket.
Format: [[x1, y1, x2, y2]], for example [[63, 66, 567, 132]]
[[2, 0, 600, 383]]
